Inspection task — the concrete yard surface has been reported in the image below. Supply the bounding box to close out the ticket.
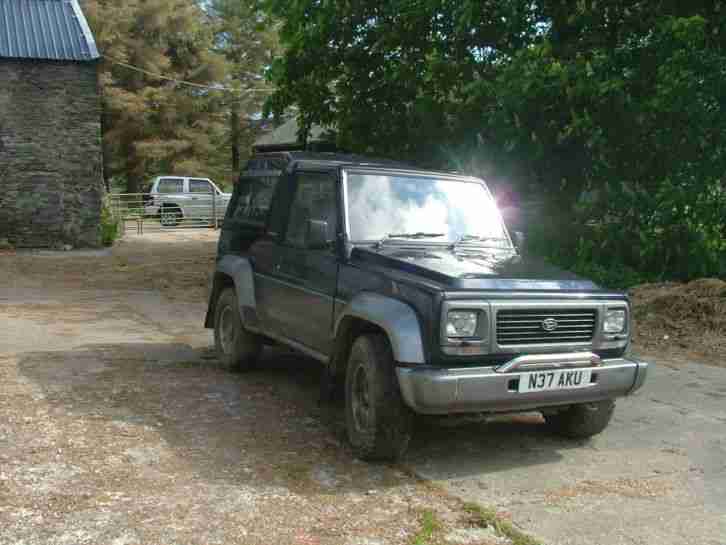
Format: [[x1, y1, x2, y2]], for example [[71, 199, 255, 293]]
[[1, 231, 725, 545], [0, 233, 503, 545], [407, 359, 726, 545]]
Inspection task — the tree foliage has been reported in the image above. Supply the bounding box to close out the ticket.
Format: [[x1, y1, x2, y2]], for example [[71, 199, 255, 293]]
[[267, 0, 726, 283], [84, 0, 276, 192], [209, 0, 279, 173]]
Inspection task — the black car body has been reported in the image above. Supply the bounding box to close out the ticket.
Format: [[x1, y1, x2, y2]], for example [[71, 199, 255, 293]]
[[205, 152, 649, 460]]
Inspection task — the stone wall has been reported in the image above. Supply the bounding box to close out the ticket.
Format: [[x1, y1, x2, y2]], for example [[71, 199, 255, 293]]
[[0, 59, 104, 248]]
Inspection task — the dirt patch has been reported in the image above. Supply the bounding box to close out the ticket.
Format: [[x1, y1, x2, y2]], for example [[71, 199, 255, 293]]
[[0, 345, 511, 545], [543, 477, 672, 505], [1, 230, 217, 304], [1, 231, 514, 545], [630, 278, 726, 367]]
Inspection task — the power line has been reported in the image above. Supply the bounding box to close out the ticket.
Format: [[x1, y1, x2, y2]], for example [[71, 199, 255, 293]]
[[101, 53, 275, 95]]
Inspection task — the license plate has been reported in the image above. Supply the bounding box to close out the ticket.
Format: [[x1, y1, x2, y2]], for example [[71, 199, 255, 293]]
[[518, 368, 592, 393]]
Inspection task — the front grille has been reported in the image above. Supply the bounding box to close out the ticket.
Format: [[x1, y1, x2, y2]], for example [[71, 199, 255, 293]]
[[496, 308, 597, 346]]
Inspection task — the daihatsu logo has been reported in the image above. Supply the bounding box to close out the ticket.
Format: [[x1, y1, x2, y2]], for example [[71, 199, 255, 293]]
[[541, 318, 559, 332]]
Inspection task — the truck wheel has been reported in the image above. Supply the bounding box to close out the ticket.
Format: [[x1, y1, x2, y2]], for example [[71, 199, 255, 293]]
[[214, 288, 261, 371], [544, 400, 615, 439], [345, 334, 413, 461], [160, 205, 182, 227]]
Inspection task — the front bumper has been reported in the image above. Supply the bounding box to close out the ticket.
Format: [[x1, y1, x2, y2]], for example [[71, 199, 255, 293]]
[[396, 356, 649, 415]]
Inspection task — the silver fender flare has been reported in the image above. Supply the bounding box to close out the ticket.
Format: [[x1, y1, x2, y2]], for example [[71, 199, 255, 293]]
[[334, 292, 426, 364], [205, 255, 256, 328]]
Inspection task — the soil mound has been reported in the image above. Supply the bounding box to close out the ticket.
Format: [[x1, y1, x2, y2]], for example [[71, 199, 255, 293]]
[[630, 278, 726, 366]]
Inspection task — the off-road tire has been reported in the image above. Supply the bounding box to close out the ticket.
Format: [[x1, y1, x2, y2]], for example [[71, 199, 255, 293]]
[[544, 400, 615, 439], [345, 334, 414, 461], [160, 205, 182, 227], [214, 288, 261, 371]]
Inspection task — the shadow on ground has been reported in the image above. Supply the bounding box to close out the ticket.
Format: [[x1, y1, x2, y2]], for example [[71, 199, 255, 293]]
[[16, 343, 404, 496], [406, 416, 590, 481], [18, 342, 583, 488]]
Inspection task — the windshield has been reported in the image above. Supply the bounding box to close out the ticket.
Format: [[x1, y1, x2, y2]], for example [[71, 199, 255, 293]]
[[344, 172, 511, 247]]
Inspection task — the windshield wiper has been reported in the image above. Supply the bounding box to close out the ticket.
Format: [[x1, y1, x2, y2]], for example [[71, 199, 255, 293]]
[[450, 234, 508, 250], [389, 232, 445, 239], [376, 232, 445, 248]]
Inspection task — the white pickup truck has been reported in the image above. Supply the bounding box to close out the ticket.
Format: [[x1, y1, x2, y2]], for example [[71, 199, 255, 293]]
[[144, 176, 231, 226]]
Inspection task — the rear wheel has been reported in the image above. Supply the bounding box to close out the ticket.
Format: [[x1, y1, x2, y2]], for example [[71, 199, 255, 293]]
[[214, 288, 261, 371], [160, 205, 182, 227], [345, 334, 413, 461], [544, 400, 615, 439]]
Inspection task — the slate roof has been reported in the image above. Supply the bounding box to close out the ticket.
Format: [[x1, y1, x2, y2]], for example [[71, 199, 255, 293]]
[[0, 0, 99, 61]]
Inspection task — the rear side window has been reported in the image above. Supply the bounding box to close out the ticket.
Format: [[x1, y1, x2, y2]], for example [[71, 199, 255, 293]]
[[157, 178, 184, 193], [245, 159, 261, 170], [189, 179, 214, 193], [231, 174, 280, 226], [243, 156, 287, 174]]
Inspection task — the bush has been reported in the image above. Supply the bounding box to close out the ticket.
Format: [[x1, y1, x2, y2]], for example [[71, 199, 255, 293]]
[[526, 176, 726, 289], [100, 198, 120, 247], [525, 219, 647, 290]]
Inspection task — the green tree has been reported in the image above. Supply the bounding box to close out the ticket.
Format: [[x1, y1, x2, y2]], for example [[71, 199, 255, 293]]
[[85, 0, 277, 192], [267, 0, 726, 282], [264, 0, 544, 163], [86, 0, 229, 192], [209, 0, 279, 173]]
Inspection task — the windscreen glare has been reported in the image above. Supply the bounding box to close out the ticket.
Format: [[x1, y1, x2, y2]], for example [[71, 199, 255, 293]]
[[345, 172, 510, 246]]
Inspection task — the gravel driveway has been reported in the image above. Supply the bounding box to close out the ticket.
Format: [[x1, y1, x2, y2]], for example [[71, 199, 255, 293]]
[[0, 232, 508, 545], [1, 231, 724, 545]]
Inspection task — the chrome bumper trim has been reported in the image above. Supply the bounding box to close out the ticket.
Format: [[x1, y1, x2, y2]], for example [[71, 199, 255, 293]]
[[495, 351, 602, 373], [396, 357, 648, 415]]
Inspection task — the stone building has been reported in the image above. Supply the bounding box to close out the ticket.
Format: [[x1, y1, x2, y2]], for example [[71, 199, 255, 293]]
[[0, 0, 103, 248]]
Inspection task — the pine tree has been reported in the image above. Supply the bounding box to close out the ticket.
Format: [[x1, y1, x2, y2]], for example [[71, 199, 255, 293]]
[[209, 0, 279, 173], [86, 0, 231, 192]]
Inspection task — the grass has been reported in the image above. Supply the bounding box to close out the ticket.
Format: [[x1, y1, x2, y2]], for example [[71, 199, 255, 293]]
[[100, 200, 121, 247], [397, 464, 542, 545], [281, 462, 313, 485], [410, 510, 442, 545], [462, 502, 542, 545]]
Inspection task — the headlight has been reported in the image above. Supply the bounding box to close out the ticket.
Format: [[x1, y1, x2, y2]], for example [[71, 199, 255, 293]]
[[446, 311, 478, 338], [603, 309, 627, 333]]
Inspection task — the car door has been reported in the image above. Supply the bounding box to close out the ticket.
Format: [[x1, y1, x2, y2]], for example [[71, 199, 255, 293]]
[[188, 178, 215, 220], [156, 177, 184, 204], [251, 170, 340, 356], [155, 177, 185, 219]]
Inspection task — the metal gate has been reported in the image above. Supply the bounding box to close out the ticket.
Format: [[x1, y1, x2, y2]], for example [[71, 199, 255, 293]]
[[108, 192, 227, 235]]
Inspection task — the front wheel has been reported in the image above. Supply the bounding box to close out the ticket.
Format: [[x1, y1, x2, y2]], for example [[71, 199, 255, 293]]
[[544, 400, 615, 439], [214, 288, 261, 371], [345, 334, 414, 461]]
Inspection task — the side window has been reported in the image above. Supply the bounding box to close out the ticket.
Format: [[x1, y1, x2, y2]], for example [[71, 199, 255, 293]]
[[284, 172, 338, 247], [157, 178, 184, 193], [231, 174, 280, 225], [189, 179, 214, 193]]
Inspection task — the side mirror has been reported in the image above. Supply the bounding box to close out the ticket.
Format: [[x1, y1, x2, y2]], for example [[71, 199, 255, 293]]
[[306, 219, 330, 250], [513, 231, 526, 253]]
